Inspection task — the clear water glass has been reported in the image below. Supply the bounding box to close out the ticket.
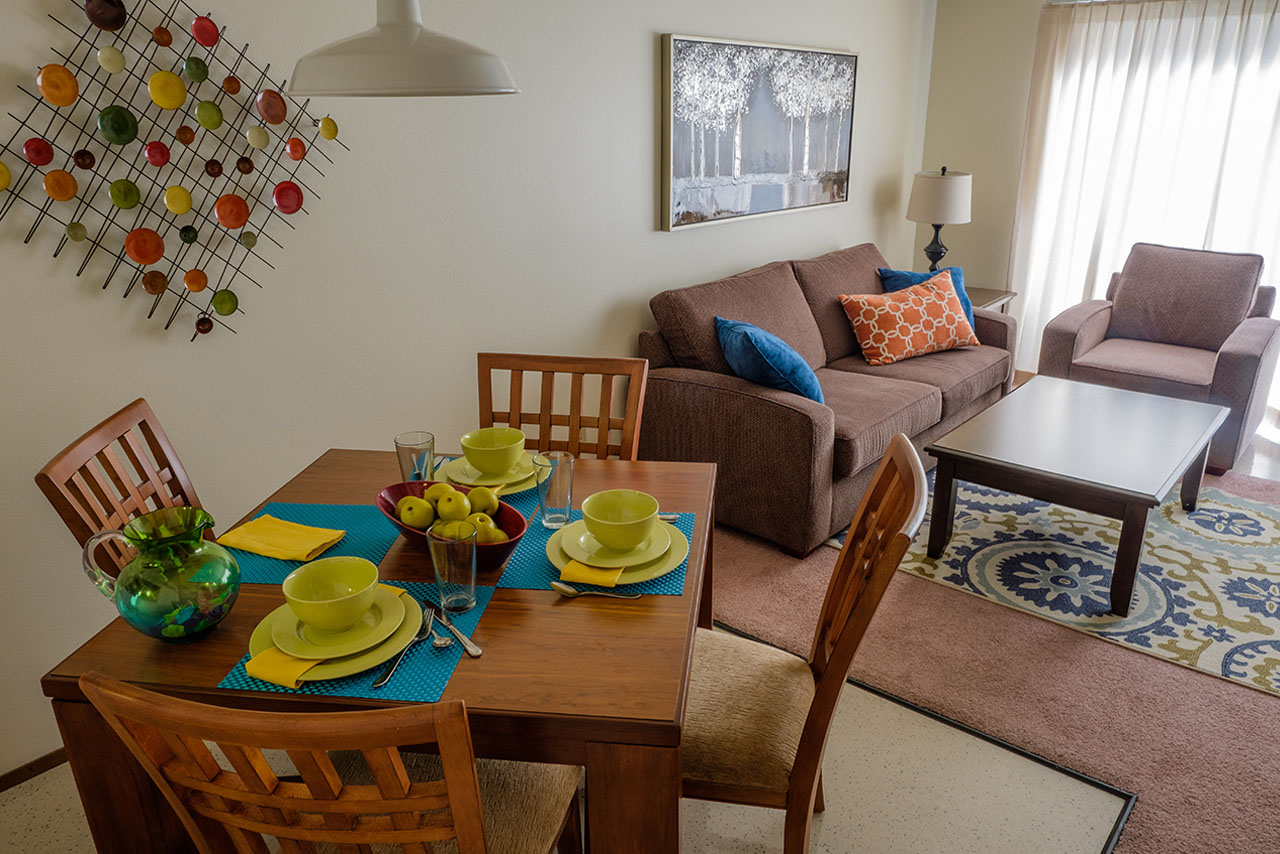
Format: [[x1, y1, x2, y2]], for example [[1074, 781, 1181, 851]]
[[534, 451, 574, 529], [429, 521, 477, 613], [394, 431, 435, 482]]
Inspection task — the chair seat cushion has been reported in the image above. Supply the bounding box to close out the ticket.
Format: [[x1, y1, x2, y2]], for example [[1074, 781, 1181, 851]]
[[828, 343, 1008, 419], [682, 627, 816, 794], [330, 752, 579, 854], [1071, 337, 1217, 401], [816, 368, 941, 478]]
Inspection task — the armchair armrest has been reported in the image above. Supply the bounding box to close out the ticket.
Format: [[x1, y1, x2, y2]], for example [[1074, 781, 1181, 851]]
[[637, 367, 835, 554], [1207, 316, 1280, 470], [1038, 300, 1113, 378]]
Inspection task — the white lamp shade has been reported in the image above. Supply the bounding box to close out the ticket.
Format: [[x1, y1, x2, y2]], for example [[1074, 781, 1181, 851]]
[[906, 170, 972, 225], [288, 0, 518, 97]]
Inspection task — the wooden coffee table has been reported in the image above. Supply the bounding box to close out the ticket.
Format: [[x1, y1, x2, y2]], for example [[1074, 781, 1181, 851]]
[[924, 376, 1228, 616]]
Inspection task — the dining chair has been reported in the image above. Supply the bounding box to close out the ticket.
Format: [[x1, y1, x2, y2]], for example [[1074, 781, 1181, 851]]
[[680, 433, 927, 853], [35, 397, 203, 576], [79, 671, 583, 854], [476, 353, 649, 460]]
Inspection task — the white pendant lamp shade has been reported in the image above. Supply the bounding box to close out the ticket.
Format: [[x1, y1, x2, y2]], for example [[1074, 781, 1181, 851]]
[[906, 170, 972, 225], [287, 0, 518, 97]]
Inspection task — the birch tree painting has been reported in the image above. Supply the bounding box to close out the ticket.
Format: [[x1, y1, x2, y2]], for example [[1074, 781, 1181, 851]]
[[664, 36, 857, 229]]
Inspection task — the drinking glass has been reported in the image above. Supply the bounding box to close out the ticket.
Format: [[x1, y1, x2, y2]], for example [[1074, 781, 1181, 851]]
[[394, 431, 435, 482], [428, 521, 477, 612], [533, 451, 574, 529]]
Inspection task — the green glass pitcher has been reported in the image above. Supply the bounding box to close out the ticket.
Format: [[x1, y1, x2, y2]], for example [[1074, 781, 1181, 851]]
[[82, 506, 240, 642]]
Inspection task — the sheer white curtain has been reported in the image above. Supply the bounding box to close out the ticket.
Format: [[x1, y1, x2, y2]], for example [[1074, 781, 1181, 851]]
[[1010, 0, 1280, 377]]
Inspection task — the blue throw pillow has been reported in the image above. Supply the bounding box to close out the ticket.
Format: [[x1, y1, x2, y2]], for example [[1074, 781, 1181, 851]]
[[877, 267, 975, 328], [714, 317, 824, 404]]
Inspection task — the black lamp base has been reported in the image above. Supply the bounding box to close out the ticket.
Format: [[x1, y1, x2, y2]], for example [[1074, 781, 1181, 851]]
[[922, 223, 947, 272]]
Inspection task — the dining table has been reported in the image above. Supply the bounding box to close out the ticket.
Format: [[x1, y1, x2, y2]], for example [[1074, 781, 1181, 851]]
[[41, 448, 717, 853]]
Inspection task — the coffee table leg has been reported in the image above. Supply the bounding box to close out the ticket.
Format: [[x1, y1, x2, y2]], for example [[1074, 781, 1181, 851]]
[[1111, 504, 1150, 617], [927, 458, 958, 559], [1180, 443, 1210, 512]]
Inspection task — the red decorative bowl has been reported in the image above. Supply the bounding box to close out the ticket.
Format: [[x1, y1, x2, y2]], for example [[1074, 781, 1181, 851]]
[[375, 481, 528, 574]]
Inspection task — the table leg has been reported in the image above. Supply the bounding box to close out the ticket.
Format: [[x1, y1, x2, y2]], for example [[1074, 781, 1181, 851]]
[[585, 741, 680, 852], [1111, 504, 1150, 617], [698, 496, 714, 629], [52, 700, 198, 854], [927, 459, 958, 559], [1181, 443, 1210, 512]]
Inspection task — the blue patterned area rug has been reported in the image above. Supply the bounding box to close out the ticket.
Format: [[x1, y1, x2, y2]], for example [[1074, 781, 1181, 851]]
[[830, 477, 1280, 697]]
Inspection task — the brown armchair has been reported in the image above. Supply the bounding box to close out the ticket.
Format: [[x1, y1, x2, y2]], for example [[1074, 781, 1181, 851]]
[[1039, 243, 1278, 472]]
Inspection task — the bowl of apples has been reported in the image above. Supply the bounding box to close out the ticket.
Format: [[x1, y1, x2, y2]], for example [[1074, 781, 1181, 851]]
[[376, 481, 528, 574]]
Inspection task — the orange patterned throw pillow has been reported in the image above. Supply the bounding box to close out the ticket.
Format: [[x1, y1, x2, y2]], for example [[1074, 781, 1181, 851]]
[[838, 270, 979, 365]]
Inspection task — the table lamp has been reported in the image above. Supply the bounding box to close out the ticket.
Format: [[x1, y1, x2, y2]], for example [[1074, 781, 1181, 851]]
[[906, 167, 971, 271]]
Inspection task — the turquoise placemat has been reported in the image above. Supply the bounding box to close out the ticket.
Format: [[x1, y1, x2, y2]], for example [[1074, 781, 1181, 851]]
[[217, 582, 491, 703], [223, 503, 401, 585], [497, 511, 694, 595]]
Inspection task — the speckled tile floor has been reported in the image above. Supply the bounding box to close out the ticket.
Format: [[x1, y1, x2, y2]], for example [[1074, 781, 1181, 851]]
[[0, 681, 1127, 854]]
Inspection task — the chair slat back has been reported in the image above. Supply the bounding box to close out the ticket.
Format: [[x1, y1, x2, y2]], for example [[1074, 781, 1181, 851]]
[[786, 435, 927, 819], [79, 672, 490, 854], [477, 353, 649, 460], [35, 398, 201, 576]]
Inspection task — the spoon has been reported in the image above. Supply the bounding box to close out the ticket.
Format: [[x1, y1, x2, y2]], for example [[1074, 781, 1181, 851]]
[[429, 625, 454, 648], [550, 581, 642, 600]]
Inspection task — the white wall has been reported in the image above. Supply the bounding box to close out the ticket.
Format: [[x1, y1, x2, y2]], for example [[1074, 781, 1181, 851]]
[[0, 0, 936, 770], [915, 0, 1042, 295]]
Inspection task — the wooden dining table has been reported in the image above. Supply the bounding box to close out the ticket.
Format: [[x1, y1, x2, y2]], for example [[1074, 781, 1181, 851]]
[[41, 449, 717, 853]]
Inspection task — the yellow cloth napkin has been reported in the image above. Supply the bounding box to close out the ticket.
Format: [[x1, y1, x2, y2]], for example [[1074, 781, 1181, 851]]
[[560, 559, 625, 588], [246, 585, 406, 688], [217, 515, 345, 561]]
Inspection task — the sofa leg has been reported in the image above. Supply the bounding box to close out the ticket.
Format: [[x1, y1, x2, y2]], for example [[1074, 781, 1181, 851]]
[[1206, 465, 1229, 476]]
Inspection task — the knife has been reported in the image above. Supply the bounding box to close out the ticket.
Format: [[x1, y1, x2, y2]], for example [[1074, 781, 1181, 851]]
[[422, 600, 483, 658]]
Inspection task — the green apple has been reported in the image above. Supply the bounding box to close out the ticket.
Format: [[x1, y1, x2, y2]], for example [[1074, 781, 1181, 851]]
[[465, 512, 495, 531], [423, 482, 457, 505], [467, 486, 500, 516], [436, 491, 472, 522], [476, 525, 509, 544], [430, 520, 464, 540], [397, 496, 434, 530]]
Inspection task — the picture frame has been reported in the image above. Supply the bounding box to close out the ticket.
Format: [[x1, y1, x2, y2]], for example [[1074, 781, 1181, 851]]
[[662, 34, 857, 231]]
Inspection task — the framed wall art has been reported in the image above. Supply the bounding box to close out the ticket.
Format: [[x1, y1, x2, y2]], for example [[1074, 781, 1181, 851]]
[[662, 34, 857, 231]]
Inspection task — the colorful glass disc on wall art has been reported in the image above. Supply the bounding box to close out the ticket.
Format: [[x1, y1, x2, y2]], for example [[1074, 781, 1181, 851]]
[[148, 71, 186, 110], [142, 271, 168, 294], [151, 26, 172, 47], [214, 194, 250, 229], [65, 221, 87, 242], [97, 105, 138, 144], [43, 170, 78, 201], [272, 181, 303, 214], [245, 126, 269, 150], [286, 137, 306, 161], [184, 269, 208, 292], [23, 138, 54, 166], [235, 155, 253, 174], [72, 148, 95, 169], [144, 141, 170, 166], [318, 117, 339, 140], [109, 178, 140, 209], [191, 16, 220, 47], [37, 65, 79, 107], [184, 57, 209, 84], [84, 0, 127, 31], [195, 315, 214, 334], [223, 75, 241, 95], [256, 90, 287, 124], [97, 45, 125, 73], [0, 160, 12, 192], [124, 228, 164, 265], [164, 185, 192, 215], [239, 232, 257, 249], [176, 125, 196, 146], [204, 159, 223, 178], [196, 101, 223, 130], [179, 225, 198, 244], [211, 290, 238, 315]]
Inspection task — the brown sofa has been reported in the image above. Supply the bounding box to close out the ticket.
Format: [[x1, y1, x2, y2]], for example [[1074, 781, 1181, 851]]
[[1039, 243, 1278, 473], [637, 243, 1017, 555]]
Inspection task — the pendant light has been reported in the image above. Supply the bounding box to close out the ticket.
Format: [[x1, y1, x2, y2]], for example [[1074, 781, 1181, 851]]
[[287, 0, 518, 97]]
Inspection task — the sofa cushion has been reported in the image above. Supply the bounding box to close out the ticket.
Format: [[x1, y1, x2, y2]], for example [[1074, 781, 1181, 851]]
[[792, 243, 889, 364], [715, 317, 824, 403], [878, 266, 975, 327], [1071, 338, 1216, 401], [816, 368, 940, 478], [1108, 243, 1263, 351], [650, 261, 827, 374], [837, 272, 979, 366], [829, 343, 1009, 419]]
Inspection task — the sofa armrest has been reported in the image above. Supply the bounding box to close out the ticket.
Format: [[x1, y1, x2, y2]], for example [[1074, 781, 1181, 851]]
[[1037, 300, 1113, 378], [1207, 316, 1280, 470], [972, 307, 1018, 391], [637, 367, 835, 555]]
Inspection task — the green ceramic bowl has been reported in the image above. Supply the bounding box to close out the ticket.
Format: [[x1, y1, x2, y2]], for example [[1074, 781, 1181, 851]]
[[581, 489, 660, 553], [282, 556, 379, 633], [460, 427, 526, 475]]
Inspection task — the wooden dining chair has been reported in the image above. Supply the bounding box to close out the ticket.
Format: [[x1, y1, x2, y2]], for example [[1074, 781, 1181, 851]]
[[79, 672, 583, 854], [680, 434, 928, 853], [476, 353, 649, 460], [35, 397, 203, 575]]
